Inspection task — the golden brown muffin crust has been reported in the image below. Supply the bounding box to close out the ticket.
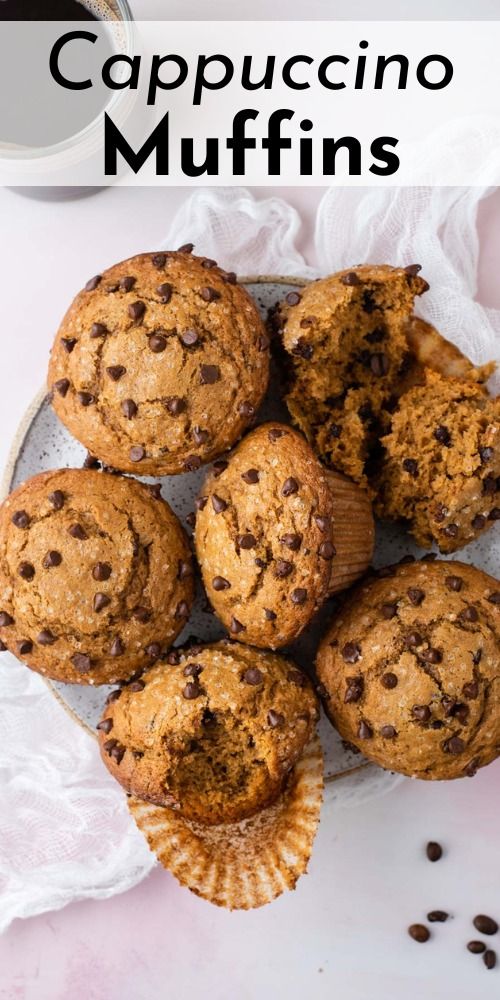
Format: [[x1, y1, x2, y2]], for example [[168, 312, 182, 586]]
[[48, 250, 270, 475], [316, 559, 500, 780], [0, 469, 194, 684], [194, 422, 335, 649], [98, 641, 319, 825]]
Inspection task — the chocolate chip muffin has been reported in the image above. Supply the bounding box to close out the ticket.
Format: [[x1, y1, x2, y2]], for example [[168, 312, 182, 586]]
[[375, 370, 500, 553], [48, 249, 269, 476], [316, 559, 500, 780], [194, 423, 336, 648], [0, 469, 194, 684], [277, 265, 429, 488], [98, 641, 319, 825]]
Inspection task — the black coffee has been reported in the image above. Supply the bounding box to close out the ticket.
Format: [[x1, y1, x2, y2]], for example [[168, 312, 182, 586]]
[[0, 0, 100, 19]]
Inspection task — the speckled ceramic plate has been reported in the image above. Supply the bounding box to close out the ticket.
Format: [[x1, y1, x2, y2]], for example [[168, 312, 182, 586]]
[[5, 277, 499, 807]]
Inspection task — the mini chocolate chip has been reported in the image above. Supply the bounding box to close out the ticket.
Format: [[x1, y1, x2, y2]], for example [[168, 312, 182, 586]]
[[128, 301, 146, 322], [258, 334, 271, 352], [17, 639, 33, 655], [149, 333, 167, 353], [442, 696, 457, 717], [195, 496, 208, 511], [237, 533, 257, 552], [381, 603, 398, 619], [93, 593, 111, 613], [223, 271, 237, 284], [68, 523, 88, 540], [342, 642, 361, 664], [243, 667, 263, 685], [54, 378, 70, 397], [381, 672, 398, 689], [427, 911, 449, 923], [357, 720, 373, 740], [445, 575, 463, 592], [201, 258, 217, 269], [480, 446, 494, 463], [285, 290, 301, 305], [212, 460, 228, 478], [370, 352, 389, 377], [484, 951, 497, 970], [119, 275, 136, 292], [483, 474, 497, 495], [268, 427, 286, 442], [344, 677, 363, 703], [90, 322, 107, 339], [341, 271, 360, 286], [200, 364, 220, 384], [213, 576, 231, 591], [230, 617, 246, 634], [183, 663, 203, 678], [487, 591, 500, 604], [473, 915, 498, 936], [419, 647, 442, 664], [43, 550, 62, 569], [152, 253, 167, 267], [314, 515, 331, 533], [291, 338, 313, 359], [78, 391, 95, 407], [434, 425, 451, 445], [184, 455, 202, 472], [489, 507, 500, 520], [318, 541, 336, 560], [380, 725, 397, 738], [85, 275, 101, 291], [403, 458, 419, 477], [408, 925, 430, 943], [468, 940, 486, 954], [83, 453, 100, 470], [106, 689, 122, 705], [106, 365, 126, 382], [175, 601, 189, 619], [145, 643, 161, 661], [288, 669, 306, 687], [97, 718, 113, 734], [443, 523, 459, 538], [459, 605, 479, 623], [454, 703, 470, 725], [238, 401, 255, 418], [212, 495, 227, 514], [200, 286, 220, 302], [472, 514, 486, 530], [155, 282, 172, 303], [282, 477, 299, 497], [255, 558, 266, 568], [178, 560, 192, 581], [165, 650, 180, 665], [130, 446, 145, 463], [122, 399, 138, 420], [12, 510, 30, 529], [19, 561, 35, 581], [462, 680, 479, 700], [185, 512, 196, 529], [405, 631, 423, 647], [443, 735, 465, 754], [413, 705, 431, 722], [0, 612, 13, 627], [183, 682, 202, 699], [133, 606, 151, 623], [275, 559, 293, 578], [164, 396, 186, 417], [103, 738, 117, 753], [110, 637, 124, 657], [180, 329, 199, 347], [37, 629, 57, 645], [110, 744, 126, 764], [472, 649, 483, 666], [264, 609, 277, 621], [192, 427, 209, 446], [291, 588, 307, 605], [268, 709, 285, 728], [280, 533, 302, 552], [242, 469, 259, 484], [404, 264, 422, 276]]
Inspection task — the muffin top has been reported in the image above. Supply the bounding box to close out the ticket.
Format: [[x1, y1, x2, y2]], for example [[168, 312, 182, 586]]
[[0, 469, 194, 684], [277, 264, 429, 488], [316, 559, 500, 780], [376, 370, 500, 553], [194, 423, 335, 649], [98, 641, 319, 825], [48, 250, 270, 475]]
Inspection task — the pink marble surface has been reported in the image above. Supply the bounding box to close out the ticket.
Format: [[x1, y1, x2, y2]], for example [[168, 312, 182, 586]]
[[0, 181, 499, 1000]]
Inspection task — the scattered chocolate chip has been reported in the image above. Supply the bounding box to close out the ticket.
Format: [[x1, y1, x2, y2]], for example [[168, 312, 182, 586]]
[[184, 455, 202, 472], [110, 743, 126, 764], [177, 560, 192, 581], [381, 725, 397, 738], [195, 496, 208, 512], [183, 663, 203, 678], [106, 365, 126, 383], [180, 329, 199, 347], [90, 322, 108, 339], [242, 468, 259, 485], [85, 275, 101, 291], [255, 558, 266, 569], [152, 253, 167, 268], [280, 533, 302, 551], [487, 591, 500, 605], [362, 290, 377, 313], [314, 515, 331, 533], [238, 401, 255, 418], [472, 649, 483, 666], [345, 677, 364, 703], [183, 681, 202, 699], [121, 399, 138, 421], [462, 680, 479, 700], [419, 647, 442, 664], [175, 601, 190, 619], [43, 550, 62, 569], [68, 523, 88, 540], [165, 650, 180, 666], [185, 512, 196, 529], [405, 631, 423, 647], [110, 637, 124, 657], [291, 338, 313, 359], [318, 541, 336, 560], [61, 338, 77, 354], [78, 391, 95, 407], [133, 606, 151, 623], [148, 333, 167, 353], [268, 427, 286, 442], [459, 605, 479, 623], [212, 460, 228, 478], [282, 477, 299, 497], [145, 643, 161, 661], [119, 275, 136, 292], [97, 718, 113, 734], [18, 561, 35, 581], [268, 709, 285, 728], [341, 271, 360, 286], [413, 705, 431, 723], [381, 603, 398, 619], [443, 735, 465, 754], [445, 575, 463, 592], [473, 915, 498, 936], [93, 592, 111, 613], [0, 612, 13, 627], [200, 364, 220, 385], [243, 667, 263, 685], [403, 458, 419, 477], [129, 446, 145, 463], [223, 271, 237, 284], [37, 629, 57, 646], [358, 720, 373, 739], [484, 951, 497, 970], [285, 290, 302, 305], [236, 533, 256, 552], [106, 689, 122, 705], [275, 559, 293, 579], [212, 495, 227, 514], [264, 609, 277, 621], [370, 352, 389, 377], [408, 925, 430, 943], [12, 510, 30, 529], [83, 453, 100, 470], [434, 425, 451, 445], [489, 508, 500, 521], [443, 523, 459, 538], [155, 281, 172, 303], [163, 395, 186, 418], [17, 639, 33, 655], [54, 378, 70, 397], [230, 617, 245, 634], [404, 264, 422, 276], [381, 672, 398, 689], [200, 286, 220, 303], [483, 474, 497, 495], [103, 738, 117, 754], [472, 514, 486, 531], [192, 427, 209, 446], [342, 642, 361, 664], [288, 669, 307, 687], [291, 588, 308, 605], [128, 301, 146, 322], [212, 576, 231, 591], [479, 446, 494, 463], [201, 258, 217, 269]]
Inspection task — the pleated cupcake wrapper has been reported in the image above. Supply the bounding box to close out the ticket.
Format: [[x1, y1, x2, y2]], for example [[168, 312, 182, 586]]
[[128, 735, 324, 911], [325, 470, 375, 596]]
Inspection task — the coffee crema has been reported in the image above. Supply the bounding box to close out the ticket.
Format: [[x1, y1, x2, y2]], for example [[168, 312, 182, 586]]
[[0, 0, 116, 20]]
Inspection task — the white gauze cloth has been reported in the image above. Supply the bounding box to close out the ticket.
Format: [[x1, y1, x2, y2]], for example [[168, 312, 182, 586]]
[[1, 183, 499, 934]]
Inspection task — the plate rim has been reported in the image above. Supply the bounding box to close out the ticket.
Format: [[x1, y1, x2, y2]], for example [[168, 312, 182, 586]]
[[0, 272, 372, 786]]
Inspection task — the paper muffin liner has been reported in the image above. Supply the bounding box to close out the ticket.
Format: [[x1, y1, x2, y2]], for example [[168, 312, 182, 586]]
[[128, 735, 324, 910], [325, 469, 375, 596]]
